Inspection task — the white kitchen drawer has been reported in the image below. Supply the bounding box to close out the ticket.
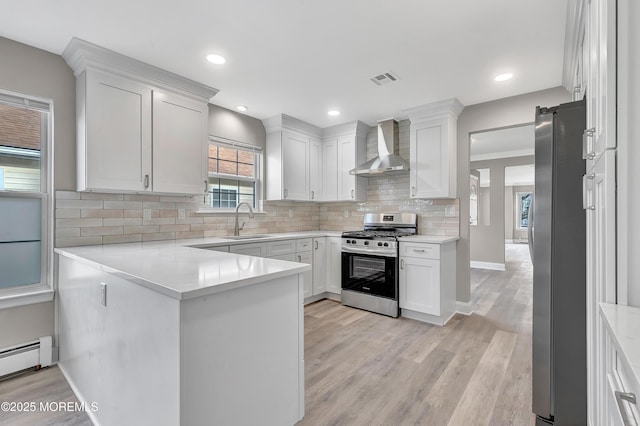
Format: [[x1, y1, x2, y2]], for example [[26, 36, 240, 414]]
[[400, 242, 440, 260], [266, 240, 296, 257], [269, 253, 296, 262], [296, 238, 312, 252], [229, 243, 266, 257], [616, 353, 640, 423]]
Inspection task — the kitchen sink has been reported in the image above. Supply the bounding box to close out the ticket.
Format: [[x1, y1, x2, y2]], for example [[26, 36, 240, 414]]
[[223, 235, 271, 240]]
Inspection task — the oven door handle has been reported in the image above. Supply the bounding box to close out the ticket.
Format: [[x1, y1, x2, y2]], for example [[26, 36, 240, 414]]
[[341, 246, 397, 258]]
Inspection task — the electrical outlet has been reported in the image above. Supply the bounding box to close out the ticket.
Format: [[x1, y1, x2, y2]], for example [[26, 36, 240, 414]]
[[445, 206, 456, 217], [344, 210, 349, 218], [143, 209, 152, 220], [288, 209, 293, 218], [99, 282, 107, 306], [178, 208, 186, 219]]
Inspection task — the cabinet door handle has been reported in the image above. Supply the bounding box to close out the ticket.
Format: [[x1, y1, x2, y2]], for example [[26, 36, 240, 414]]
[[315, 240, 318, 250], [574, 86, 582, 100], [298, 255, 302, 262], [311, 190, 315, 200], [144, 174, 150, 189], [400, 259, 404, 269], [582, 173, 595, 210], [411, 186, 416, 197], [615, 391, 637, 425], [203, 180, 208, 193], [351, 189, 355, 199], [582, 128, 596, 160], [284, 188, 288, 199]]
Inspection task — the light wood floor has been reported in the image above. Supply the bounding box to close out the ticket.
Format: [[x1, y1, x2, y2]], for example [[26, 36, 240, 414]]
[[0, 244, 533, 426]]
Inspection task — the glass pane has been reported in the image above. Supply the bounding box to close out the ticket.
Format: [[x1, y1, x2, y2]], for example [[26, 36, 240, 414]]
[[239, 194, 254, 205], [519, 193, 532, 228], [218, 159, 237, 175], [238, 180, 255, 193], [237, 163, 254, 178], [208, 158, 217, 174], [237, 150, 254, 165], [218, 146, 237, 162], [0, 104, 42, 192], [208, 145, 218, 159], [0, 241, 41, 288]]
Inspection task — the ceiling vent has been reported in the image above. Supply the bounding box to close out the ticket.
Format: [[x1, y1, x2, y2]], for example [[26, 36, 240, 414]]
[[370, 71, 400, 86]]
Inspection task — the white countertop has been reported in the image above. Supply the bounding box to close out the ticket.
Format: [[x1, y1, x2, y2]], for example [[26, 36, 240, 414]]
[[397, 235, 460, 244], [600, 303, 640, 386], [55, 231, 341, 301]]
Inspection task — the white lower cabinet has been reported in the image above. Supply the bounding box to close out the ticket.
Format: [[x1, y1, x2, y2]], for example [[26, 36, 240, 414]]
[[312, 238, 327, 295], [399, 241, 456, 326], [295, 239, 313, 299], [326, 237, 342, 295]]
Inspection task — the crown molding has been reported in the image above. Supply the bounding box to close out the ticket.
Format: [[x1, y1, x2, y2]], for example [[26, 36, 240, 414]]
[[62, 37, 219, 101], [403, 98, 465, 123], [262, 114, 323, 137]]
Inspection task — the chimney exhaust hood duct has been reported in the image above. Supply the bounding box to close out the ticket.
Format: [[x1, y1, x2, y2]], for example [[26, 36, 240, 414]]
[[349, 119, 409, 176]]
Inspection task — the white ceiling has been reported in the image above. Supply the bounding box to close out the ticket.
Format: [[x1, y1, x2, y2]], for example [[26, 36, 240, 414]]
[[0, 0, 568, 128], [470, 124, 535, 161]]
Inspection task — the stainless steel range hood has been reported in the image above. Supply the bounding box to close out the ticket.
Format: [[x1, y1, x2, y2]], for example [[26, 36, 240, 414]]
[[349, 119, 409, 176]]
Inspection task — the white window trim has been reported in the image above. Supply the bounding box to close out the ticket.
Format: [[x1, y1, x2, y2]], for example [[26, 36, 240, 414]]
[[197, 136, 265, 214], [0, 89, 54, 309], [515, 191, 532, 230]]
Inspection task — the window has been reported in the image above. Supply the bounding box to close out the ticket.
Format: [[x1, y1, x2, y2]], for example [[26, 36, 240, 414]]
[[0, 91, 51, 298], [516, 192, 533, 229], [205, 137, 262, 210]]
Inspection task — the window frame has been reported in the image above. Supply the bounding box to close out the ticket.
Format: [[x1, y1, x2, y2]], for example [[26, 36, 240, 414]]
[[0, 89, 54, 309], [197, 136, 264, 214], [515, 191, 533, 230]]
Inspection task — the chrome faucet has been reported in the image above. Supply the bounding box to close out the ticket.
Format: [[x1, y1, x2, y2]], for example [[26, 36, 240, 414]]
[[234, 202, 255, 236]]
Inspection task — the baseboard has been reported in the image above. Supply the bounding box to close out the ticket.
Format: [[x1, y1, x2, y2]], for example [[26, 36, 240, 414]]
[[58, 363, 100, 425], [470, 261, 506, 271], [456, 300, 474, 316], [0, 336, 52, 377]]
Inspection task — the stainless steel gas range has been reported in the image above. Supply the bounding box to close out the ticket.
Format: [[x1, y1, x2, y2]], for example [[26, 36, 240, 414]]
[[341, 213, 417, 317]]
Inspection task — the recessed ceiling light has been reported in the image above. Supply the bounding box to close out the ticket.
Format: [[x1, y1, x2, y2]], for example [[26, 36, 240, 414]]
[[328, 110, 340, 116], [236, 105, 248, 112], [494, 73, 513, 82], [206, 54, 226, 65]]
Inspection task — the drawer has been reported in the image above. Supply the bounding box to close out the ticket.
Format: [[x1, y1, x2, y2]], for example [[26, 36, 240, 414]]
[[400, 243, 440, 260], [269, 253, 296, 262], [229, 243, 266, 257], [616, 353, 640, 423], [266, 240, 296, 257], [296, 238, 312, 252]]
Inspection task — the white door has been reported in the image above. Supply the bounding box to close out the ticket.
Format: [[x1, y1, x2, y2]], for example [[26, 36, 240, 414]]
[[282, 130, 309, 200], [337, 135, 356, 200], [152, 91, 208, 194], [84, 70, 152, 192], [326, 237, 342, 294], [322, 138, 338, 201], [309, 138, 321, 201], [312, 238, 327, 295], [399, 256, 440, 316]]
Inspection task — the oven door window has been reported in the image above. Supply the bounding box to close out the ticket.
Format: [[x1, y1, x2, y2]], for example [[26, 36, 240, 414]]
[[341, 252, 397, 299]]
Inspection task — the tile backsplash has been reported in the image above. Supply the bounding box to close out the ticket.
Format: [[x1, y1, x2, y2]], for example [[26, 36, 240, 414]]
[[54, 120, 458, 247]]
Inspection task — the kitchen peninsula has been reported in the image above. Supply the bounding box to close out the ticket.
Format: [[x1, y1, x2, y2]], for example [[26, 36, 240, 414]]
[[55, 237, 312, 426]]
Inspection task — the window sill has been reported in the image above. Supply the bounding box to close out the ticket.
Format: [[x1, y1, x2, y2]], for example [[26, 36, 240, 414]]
[[0, 285, 54, 310]]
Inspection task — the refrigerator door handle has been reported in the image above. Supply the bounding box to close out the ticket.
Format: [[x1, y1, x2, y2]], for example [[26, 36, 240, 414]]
[[528, 195, 534, 262], [583, 173, 595, 210]]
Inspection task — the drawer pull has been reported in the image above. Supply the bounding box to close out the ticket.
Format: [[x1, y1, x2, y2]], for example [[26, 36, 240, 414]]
[[615, 391, 637, 426], [400, 259, 404, 269], [413, 249, 426, 253]]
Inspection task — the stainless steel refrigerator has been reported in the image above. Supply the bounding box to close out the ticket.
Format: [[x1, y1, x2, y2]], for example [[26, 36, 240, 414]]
[[531, 99, 587, 425]]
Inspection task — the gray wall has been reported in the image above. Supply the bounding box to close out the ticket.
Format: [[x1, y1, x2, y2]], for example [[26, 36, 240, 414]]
[[0, 36, 76, 348], [470, 156, 534, 265], [456, 86, 570, 302], [208, 104, 266, 148]]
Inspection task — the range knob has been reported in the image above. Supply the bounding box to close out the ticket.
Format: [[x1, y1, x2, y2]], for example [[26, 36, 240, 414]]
[[383, 242, 389, 247], [377, 242, 383, 247], [346, 239, 351, 244], [364, 241, 369, 246], [351, 240, 357, 245]]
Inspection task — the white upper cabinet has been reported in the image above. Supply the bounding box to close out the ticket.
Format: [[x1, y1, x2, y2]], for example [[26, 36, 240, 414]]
[[81, 70, 152, 192], [63, 37, 217, 195], [309, 137, 322, 201], [322, 139, 338, 201], [405, 99, 464, 199], [322, 121, 369, 202], [263, 114, 322, 201], [152, 91, 208, 195], [263, 115, 368, 202]]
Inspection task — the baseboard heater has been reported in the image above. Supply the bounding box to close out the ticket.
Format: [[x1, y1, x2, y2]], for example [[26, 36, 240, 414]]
[[0, 336, 52, 377]]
